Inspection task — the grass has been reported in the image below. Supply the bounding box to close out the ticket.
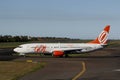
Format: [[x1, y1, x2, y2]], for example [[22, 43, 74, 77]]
[[0, 42, 26, 48], [69, 53, 90, 57], [107, 40, 120, 48], [0, 61, 45, 80]]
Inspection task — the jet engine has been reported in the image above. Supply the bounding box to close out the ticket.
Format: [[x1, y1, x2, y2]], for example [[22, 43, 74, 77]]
[[53, 50, 64, 57]]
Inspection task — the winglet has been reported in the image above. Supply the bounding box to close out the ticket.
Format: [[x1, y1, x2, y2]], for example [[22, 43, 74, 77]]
[[88, 25, 110, 45]]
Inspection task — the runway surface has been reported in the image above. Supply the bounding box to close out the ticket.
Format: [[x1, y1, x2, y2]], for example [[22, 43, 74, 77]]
[[0, 48, 120, 80], [14, 57, 119, 80]]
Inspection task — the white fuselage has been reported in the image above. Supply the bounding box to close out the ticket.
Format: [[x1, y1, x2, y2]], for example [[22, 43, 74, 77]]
[[14, 43, 103, 55]]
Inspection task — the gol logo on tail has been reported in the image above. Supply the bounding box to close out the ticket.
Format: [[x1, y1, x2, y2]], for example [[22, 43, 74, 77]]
[[98, 31, 108, 44]]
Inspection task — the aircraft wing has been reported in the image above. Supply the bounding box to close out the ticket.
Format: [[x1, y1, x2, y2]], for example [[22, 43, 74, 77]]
[[54, 48, 82, 54], [63, 49, 82, 54]]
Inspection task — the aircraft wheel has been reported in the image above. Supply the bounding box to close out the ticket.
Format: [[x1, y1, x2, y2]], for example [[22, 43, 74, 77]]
[[63, 54, 69, 58]]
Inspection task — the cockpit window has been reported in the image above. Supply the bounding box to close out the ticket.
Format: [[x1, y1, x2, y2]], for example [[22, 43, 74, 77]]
[[18, 46, 23, 48]]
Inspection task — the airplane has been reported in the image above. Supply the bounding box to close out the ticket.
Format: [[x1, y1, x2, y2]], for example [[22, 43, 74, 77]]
[[14, 25, 110, 57]]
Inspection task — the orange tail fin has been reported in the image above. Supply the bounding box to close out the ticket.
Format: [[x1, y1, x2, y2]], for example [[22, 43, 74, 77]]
[[88, 25, 110, 45]]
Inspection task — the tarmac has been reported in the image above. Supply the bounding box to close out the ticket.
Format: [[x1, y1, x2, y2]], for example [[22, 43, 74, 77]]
[[0, 48, 120, 80]]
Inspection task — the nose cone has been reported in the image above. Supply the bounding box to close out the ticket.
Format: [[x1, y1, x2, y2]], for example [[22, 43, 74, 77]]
[[13, 48, 18, 53]]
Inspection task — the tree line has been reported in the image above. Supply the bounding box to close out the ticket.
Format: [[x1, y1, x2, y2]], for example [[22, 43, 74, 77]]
[[0, 35, 35, 42], [0, 35, 77, 42]]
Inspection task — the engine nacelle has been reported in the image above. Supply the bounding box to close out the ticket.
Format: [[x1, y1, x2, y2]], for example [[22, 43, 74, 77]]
[[53, 51, 64, 57]]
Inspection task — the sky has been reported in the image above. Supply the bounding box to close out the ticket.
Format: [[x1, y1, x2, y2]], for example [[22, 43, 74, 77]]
[[0, 0, 120, 39]]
